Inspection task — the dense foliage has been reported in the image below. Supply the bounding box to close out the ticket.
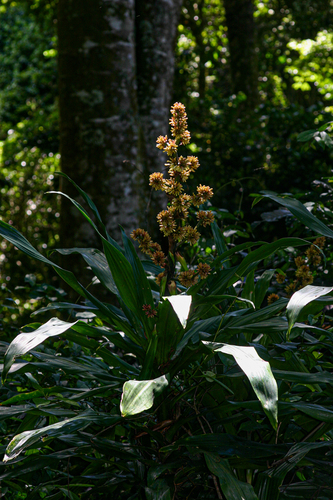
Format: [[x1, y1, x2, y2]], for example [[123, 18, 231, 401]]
[[2, 106, 333, 498], [2, 1, 333, 497]]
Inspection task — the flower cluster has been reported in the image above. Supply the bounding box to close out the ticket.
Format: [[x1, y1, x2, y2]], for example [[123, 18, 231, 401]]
[[132, 103, 214, 288], [273, 237, 326, 298]]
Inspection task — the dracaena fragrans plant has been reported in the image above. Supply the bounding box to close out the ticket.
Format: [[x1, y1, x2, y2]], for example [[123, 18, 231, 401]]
[[1, 106, 333, 499]]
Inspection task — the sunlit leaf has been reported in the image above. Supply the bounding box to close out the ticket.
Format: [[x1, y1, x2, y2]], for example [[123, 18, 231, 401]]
[[286, 285, 333, 335], [203, 343, 278, 429], [120, 375, 169, 417], [165, 295, 192, 328], [2, 318, 78, 383]]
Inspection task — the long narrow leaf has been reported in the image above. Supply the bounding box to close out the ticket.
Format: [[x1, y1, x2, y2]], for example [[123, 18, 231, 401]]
[[2, 318, 78, 382], [261, 191, 333, 239], [4, 412, 120, 462], [286, 285, 333, 334], [204, 342, 278, 429], [205, 452, 259, 500]]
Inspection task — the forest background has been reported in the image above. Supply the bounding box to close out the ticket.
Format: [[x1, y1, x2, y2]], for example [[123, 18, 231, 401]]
[[3, 1, 333, 499], [1, 0, 333, 318]]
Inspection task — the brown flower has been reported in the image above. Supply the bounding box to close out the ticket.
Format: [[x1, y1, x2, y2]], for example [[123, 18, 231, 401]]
[[285, 282, 296, 296], [295, 256, 305, 268], [152, 250, 167, 268], [197, 210, 215, 227], [157, 209, 176, 236], [131, 228, 152, 254], [156, 271, 167, 286], [156, 135, 168, 150], [163, 179, 183, 197], [187, 156, 200, 172], [184, 225, 200, 245], [149, 172, 164, 190], [313, 236, 326, 249], [197, 263, 211, 279], [178, 270, 198, 287], [267, 293, 280, 305], [169, 102, 190, 143], [276, 272, 285, 284], [164, 139, 178, 156], [142, 304, 157, 318]]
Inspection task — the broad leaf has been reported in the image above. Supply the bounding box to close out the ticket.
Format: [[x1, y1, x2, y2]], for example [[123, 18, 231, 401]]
[[165, 295, 192, 328], [55, 247, 118, 295], [205, 453, 259, 500], [204, 343, 278, 429], [260, 191, 333, 239], [4, 412, 120, 462], [2, 318, 78, 383], [286, 285, 333, 335], [120, 375, 169, 417]]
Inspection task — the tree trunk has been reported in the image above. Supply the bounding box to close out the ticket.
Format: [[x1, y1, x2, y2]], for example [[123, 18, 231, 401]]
[[224, 0, 259, 108], [135, 0, 183, 235], [57, 0, 182, 260]]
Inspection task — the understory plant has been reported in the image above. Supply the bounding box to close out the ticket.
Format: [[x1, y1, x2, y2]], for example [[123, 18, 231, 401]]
[[2, 105, 333, 499]]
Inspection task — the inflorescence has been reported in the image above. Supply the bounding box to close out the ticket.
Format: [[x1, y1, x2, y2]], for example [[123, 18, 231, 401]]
[[131, 102, 214, 289]]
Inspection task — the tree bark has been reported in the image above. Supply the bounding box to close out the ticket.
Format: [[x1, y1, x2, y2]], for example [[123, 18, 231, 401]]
[[224, 0, 259, 108], [57, 0, 182, 260]]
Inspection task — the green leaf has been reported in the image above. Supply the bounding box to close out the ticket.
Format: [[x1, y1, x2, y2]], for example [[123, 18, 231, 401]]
[[0, 219, 138, 337], [55, 172, 123, 250], [232, 238, 311, 284], [4, 411, 120, 462], [145, 479, 172, 500], [122, 229, 154, 306], [55, 248, 118, 295], [161, 433, 286, 459], [2, 318, 78, 383], [140, 330, 158, 380], [254, 269, 275, 308], [156, 297, 192, 364], [286, 285, 333, 335], [165, 295, 192, 328], [102, 239, 139, 316], [205, 453, 259, 500], [260, 191, 333, 239], [297, 129, 317, 142], [120, 375, 169, 417], [211, 221, 230, 268], [204, 343, 278, 429]]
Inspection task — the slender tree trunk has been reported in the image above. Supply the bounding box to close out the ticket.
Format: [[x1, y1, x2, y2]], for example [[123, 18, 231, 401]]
[[57, 0, 182, 261], [224, 0, 259, 108], [135, 0, 183, 235]]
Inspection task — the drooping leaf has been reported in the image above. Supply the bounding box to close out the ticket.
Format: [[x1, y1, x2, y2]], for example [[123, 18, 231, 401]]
[[286, 285, 333, 336], [260, 191, 333, 239], [102, 238, 140, 316], [211, 221, 230, 268], [165, 295, 192, 328], [2, 318, 78, 383], [120, 375, 169, 417], [4, 412, 120, 462], [55, 247, 118, 295], [161, 433, 287, 459], [55, 172, 123, 250], [231, 238, 311, 284], [204, 453, 259, 500], [204, 343, 278, 429], [145, 478, 172, 500], [254, 269, 275, 308], [0, 220, 140, 339]]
